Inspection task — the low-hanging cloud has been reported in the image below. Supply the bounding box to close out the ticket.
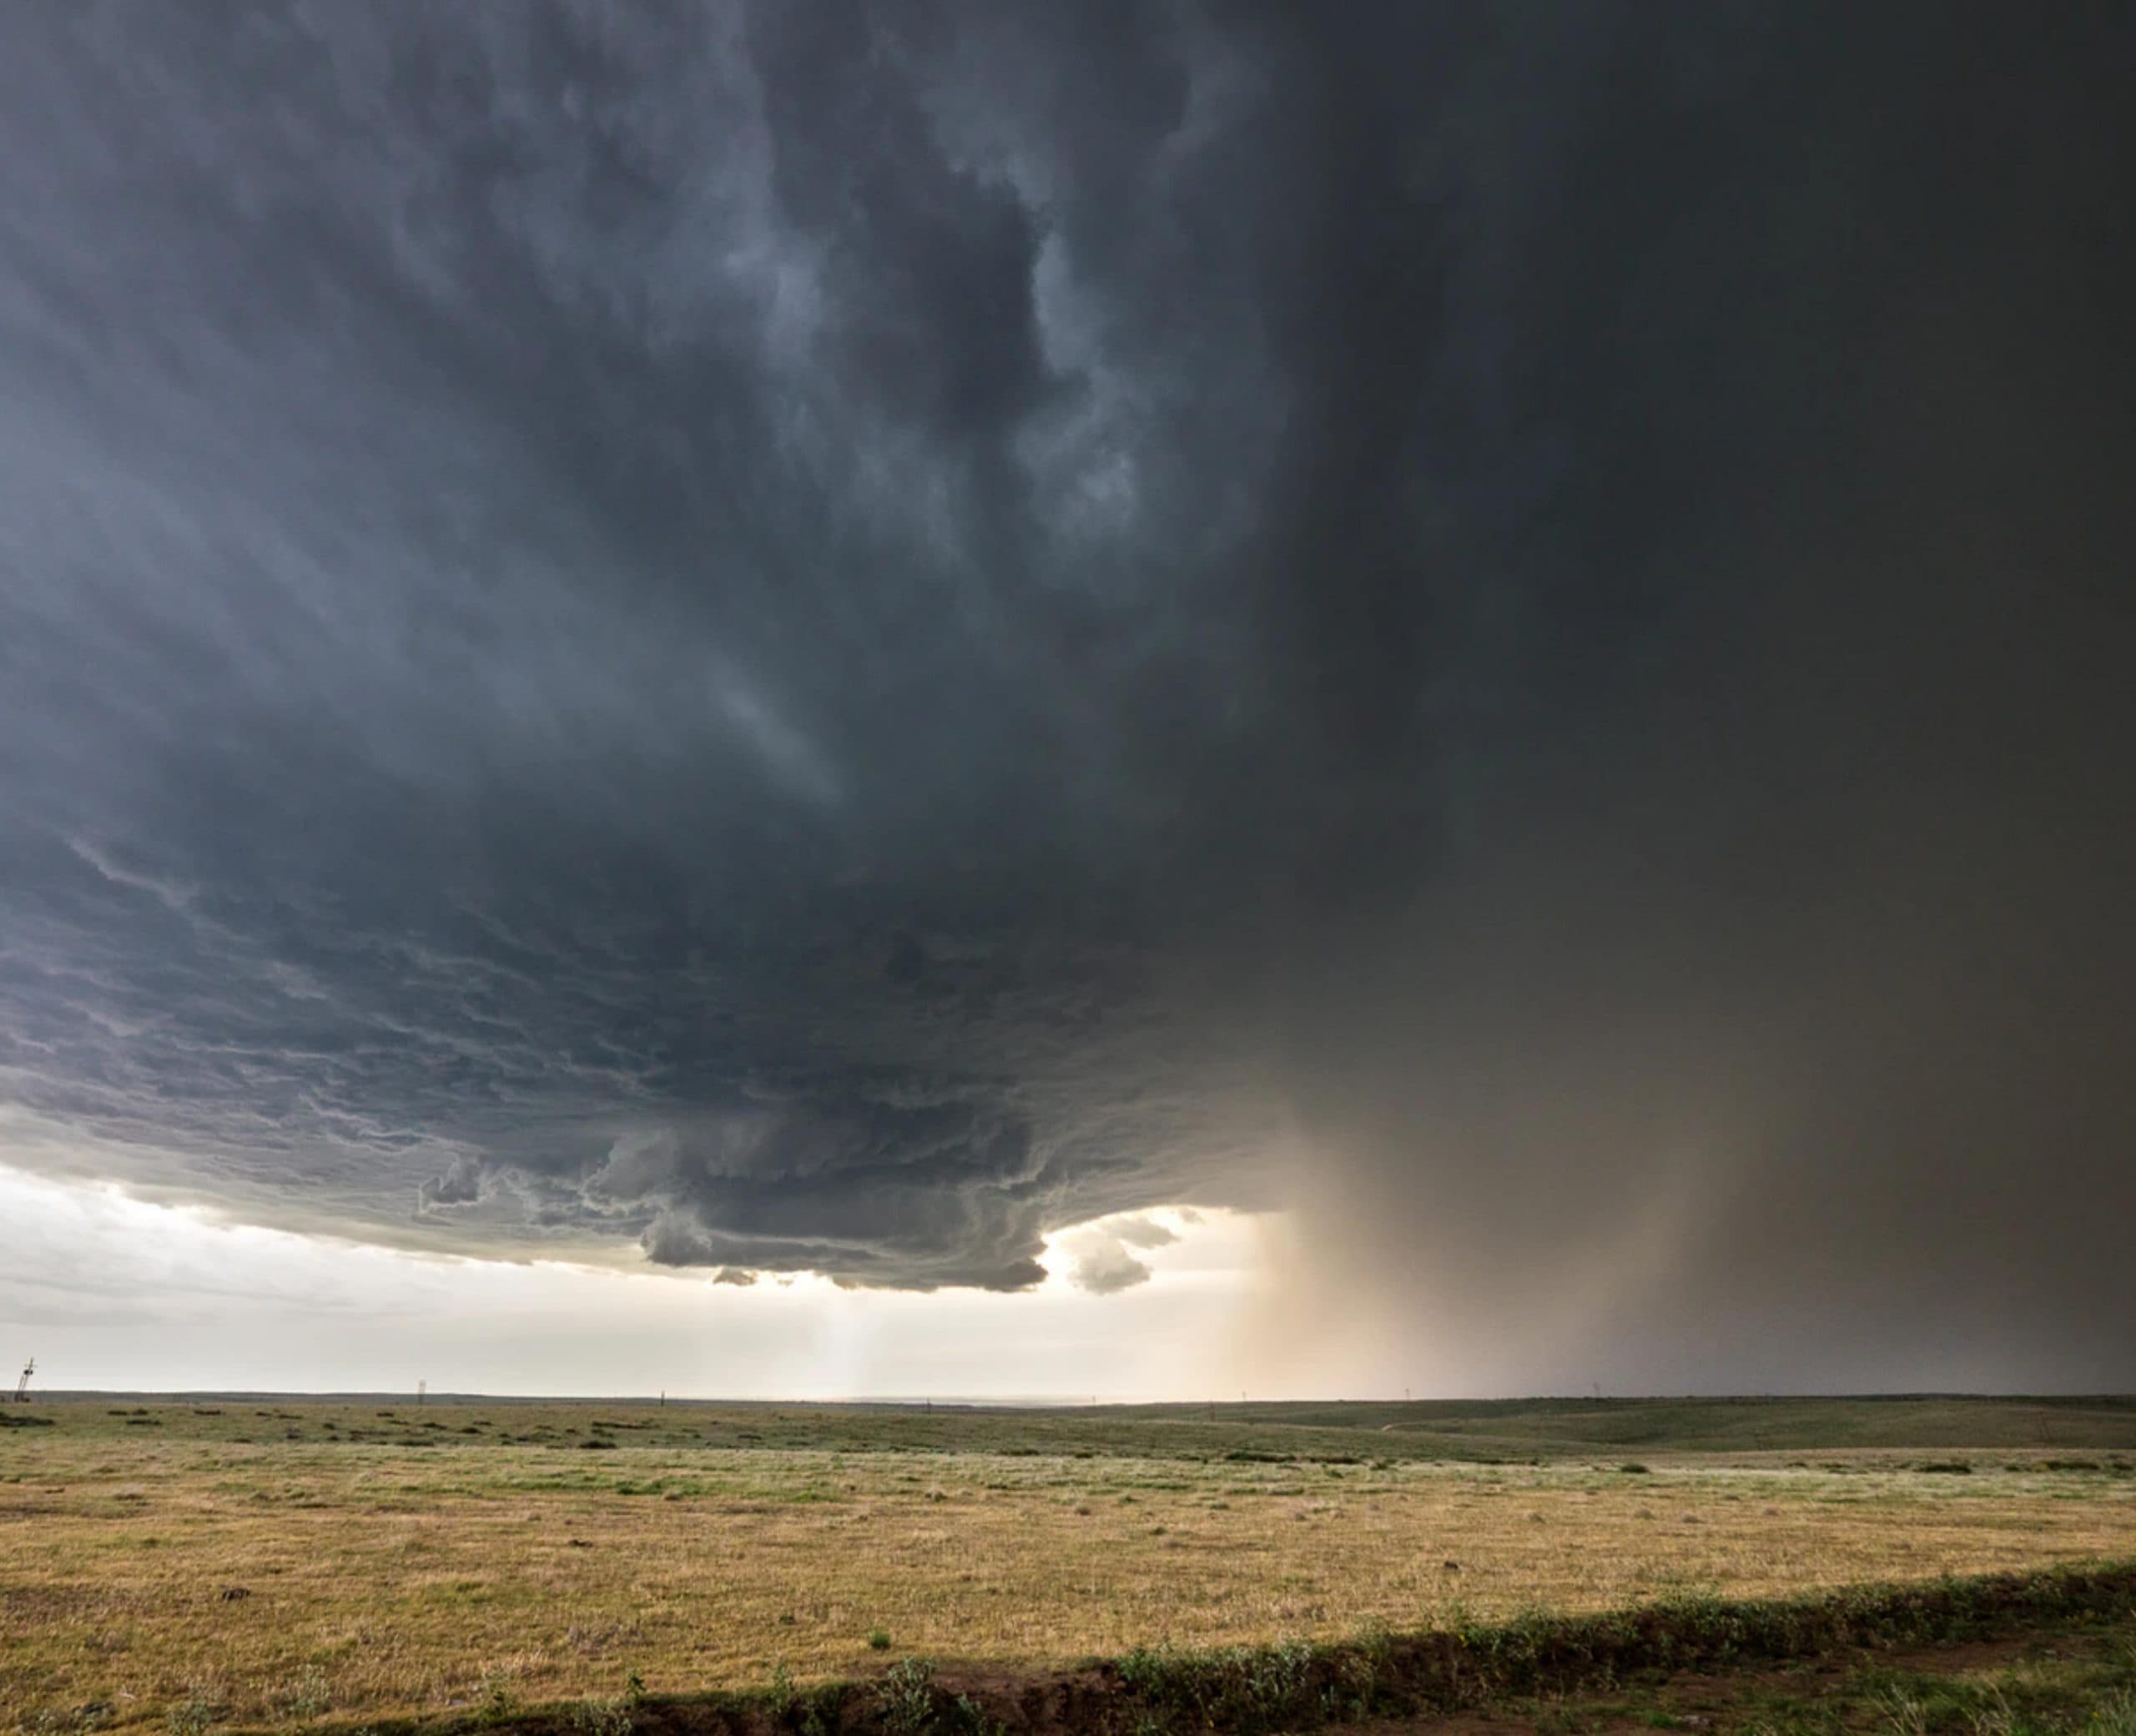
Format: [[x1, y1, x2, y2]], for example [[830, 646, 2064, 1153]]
[[1, 3, 2131, 1378], [1055, 1214, 1180, 1296], [1058, 1232, 1155, 1299]]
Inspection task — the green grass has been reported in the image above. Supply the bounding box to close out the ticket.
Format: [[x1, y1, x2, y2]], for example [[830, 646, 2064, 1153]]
[[217, 1561, 2136, 1736], [1529, 1643, 2136, 1736], [18, 1393, 2136, 1463]]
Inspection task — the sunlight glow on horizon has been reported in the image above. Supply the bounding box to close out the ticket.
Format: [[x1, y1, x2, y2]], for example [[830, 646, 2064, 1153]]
[[0, 1162, 1273, 1400]]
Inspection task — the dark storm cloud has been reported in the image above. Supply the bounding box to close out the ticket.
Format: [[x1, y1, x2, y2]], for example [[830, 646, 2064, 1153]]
[[416, 1153, 494, 1213], [0, 0, 1287, 1287], [2, 4, 2131, 1371]]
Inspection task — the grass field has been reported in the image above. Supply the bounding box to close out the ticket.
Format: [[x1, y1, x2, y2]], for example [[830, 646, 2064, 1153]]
[[4, 1397, 2134, 1732], [1354, 1612, 2136, 1736]]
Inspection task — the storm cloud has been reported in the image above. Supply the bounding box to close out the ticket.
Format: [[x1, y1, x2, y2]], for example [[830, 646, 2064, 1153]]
[[2, 4, 2131, 1378]]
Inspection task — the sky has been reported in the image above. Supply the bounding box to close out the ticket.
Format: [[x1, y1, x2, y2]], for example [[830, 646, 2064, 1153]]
[[3, 3, 2132, 1398]]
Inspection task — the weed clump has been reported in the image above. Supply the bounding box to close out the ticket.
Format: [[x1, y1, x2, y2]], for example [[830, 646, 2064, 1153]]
[[272, 1664, 330, 1720], [164, 1685, 223, 1736], [474, 1666, 520, 1725], [565, 1697, 634, 1735], [877, 1658, 935, 1736]]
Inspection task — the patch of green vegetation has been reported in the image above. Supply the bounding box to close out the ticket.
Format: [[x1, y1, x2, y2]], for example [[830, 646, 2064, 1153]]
[[270, 1663, 330, 1721], [875, 1657, 936, 1736], [23, 1391, 2136, 1466], [1086, 1569, 2136, 1736], [474, 1666, 521, 1726], [163, 1684, 223, 1736]]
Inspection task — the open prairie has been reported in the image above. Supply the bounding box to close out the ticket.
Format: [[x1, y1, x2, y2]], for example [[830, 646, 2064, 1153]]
[[5, 1398, 2135, 1731]]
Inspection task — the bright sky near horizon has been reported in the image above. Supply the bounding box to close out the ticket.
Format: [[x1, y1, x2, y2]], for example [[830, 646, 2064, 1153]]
[[2, 1164, 1267, 1399]]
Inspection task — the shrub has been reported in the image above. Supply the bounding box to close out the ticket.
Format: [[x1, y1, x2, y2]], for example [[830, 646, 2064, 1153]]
[[877, 1658, 936, 1736]]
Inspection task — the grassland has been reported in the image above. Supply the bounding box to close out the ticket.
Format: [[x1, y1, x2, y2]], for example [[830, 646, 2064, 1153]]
[[4, 1397, 2134, 1733], [1351, 1601, 2136, 1736]]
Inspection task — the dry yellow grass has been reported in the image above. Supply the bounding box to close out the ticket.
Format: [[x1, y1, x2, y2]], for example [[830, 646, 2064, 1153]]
[[4, 1421, 2133, 1730]]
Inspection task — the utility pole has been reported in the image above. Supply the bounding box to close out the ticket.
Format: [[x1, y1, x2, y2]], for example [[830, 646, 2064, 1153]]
[[416, 1379, 426, 1406], [13, 1357, 32, 1402]]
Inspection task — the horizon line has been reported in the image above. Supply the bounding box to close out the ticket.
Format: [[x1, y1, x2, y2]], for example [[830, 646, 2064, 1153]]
[[20, 1388, 2136, 1406]]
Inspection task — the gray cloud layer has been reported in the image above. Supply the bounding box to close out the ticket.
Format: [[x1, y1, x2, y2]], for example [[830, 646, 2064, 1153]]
[[3, 5, 2131, 1374]]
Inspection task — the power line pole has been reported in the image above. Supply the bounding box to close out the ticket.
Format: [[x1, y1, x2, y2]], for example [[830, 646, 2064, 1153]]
[[13, 1357, 32, 1403]]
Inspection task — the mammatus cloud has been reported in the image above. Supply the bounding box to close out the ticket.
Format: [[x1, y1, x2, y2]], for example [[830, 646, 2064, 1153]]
[[2, 4, 2132, 1382]]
